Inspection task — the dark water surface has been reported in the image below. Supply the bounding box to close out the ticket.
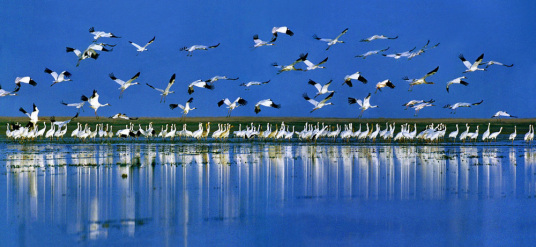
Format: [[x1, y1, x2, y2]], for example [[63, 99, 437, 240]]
[[1, 142, 536, 246]]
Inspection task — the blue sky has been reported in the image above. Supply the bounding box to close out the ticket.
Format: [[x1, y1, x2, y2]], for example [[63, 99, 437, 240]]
[[0, 1, 534, 118]]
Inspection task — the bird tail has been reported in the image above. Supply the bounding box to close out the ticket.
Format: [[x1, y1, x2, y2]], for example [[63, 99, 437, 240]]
[[81, 95, 89, 101]]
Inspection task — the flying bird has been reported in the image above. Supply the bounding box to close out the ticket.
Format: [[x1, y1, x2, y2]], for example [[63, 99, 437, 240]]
[[480, 60, 514, 68], [44, 68, 72, 87], [343, 71, 368, 87], [205, 75, 239, 84], [50, 113, 78, 128], [253, 34, 275, 48], [312, 28, 348, 50], [355, 47, 390, 59], [443, 100, 484, 114], [129, 36, 155, 54], [89, 27, 120, 42], [180, 43, 220, 56], [81, 90, 111, 119], [360, 34, 398, 42], [146, 74, 176, 102], [403, 66, 439, 91], [254, 99, 281, 114], [492, 111, 517, 119], [169, 97, 196, 118], [459, 53, 486, 73], [66, 47, 100, 66], [61, 100, 85, 112], [217, 97, 248, 117], [240, 80, 270, 89], [110, 113, 138, 120], [109, 72, 141, 98], [308, 79, 334, 98], [19, 103, 39, 127], [407, 40, 440, 59], [411, 102, 434, 116], [382, 47, 416, 59], [303, 92, 334, 113], [302, 55, 328, 70], [188, 79, 215, 94], [14, 76, 37, 87], [403, 99, 435, 110], [446, 76, 469, 93], [348, 93, 378, 118], [0, 84, 19, 97], [375, 79, 395, 93], [271, 26, 294, 40], [272, 53, 307, 74]]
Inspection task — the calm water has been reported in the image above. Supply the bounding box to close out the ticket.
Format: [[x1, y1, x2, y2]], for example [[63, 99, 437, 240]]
[[1, 142, 536, 246]]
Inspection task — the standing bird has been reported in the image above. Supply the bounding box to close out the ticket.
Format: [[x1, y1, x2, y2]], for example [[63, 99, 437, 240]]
[[272, 53, 307, 74], [459, 53, 486, 73], [14, 76, 37, 88], [109, 72, 140, 98], [187, 80, 215, 94], [443, 100, 483, 114], [492, 111, 517, 119], [509, 126, 517, 143], [217, 97, 248, 117], [375, 79, 395, 93], [0, 84, 20, 97], [355, 47, 390, 59], [61, 100, 85, 112], [180, 43, 220, 56], [271, 26, 294, 40], [129, 36, 155, 54], [348, 93, 378, 118], [19, 103, 39, 127], [403, 66, 439, 91], [81, 90, 111, 119], [303, 92, 334, 113], [240, 80, 270, 89], [343, 71, 368, 87], [448, 124, 459, 141], [252, 34, 275, 48], [303, 56, 328, 71], [360, 34, 398, 42], [146, 74, 176, 102], [44, 68, 72, 87], [254, 99, 281, 114], [170, 98, 197, 118], [446, 76, 469, 93], [88, 27, 120, 42], [312, 28, 348, 50], [308, 79, 334, 98]]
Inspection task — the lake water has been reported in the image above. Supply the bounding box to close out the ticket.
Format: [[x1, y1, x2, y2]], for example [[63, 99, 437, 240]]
[[1, 141, 536, 246]]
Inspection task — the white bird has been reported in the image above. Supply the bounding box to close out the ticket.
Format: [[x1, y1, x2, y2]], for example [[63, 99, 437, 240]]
[[403, 99, 434, 110], [448, 124, 459, 141], [50, 113, 78, 128], [403, 66, 439, 91], [382, 47, 416, 59], [459, 124, 470, 142], [81, 90, 111, 119], [109, 113, 138, 120], [308, 79, 334, 98], [302, 56, 328, 71], [348, 93, 378, 118], [459, 53, 486, 73], [411, 102, 434, 116], [482, 123, 491, 141], [129, 36, 155, 54], [240, 80, 270, 89], [254, 99, 281, 114], [180, 43, 220, 56], [303, 92, 334, 113], [61, 100, 85, 112], [360, 34, 398, 42], [109, 72, 140, 98], [407, 40, 440, 59], [355, 47, 390, 59], [343, 71, 368, 87], [312, 28, 348, 50], [252, 34, 275, 48], [66, 47, 99, 67], [271, 26, 294, 40], [492, 111, 517, 119], [205, 75, 239, 84], [217, 97, 248, 117], [480, 60, 513, 68], [509, 126, 517, 143], [146, 74, 176, 102], [443, 100, 483, 114], [187, 79, 215, 95], [19, 103, 39, 127], [14, 76, 37, 87], [446, 76, 469, 93], [44, 68, 72, 87], [375, 79, 395, 93], [272, 53, 307, 74], [170, 98, 197, 118], [0, 84, 19, 97], [488, 127, 502, 141], [89, 27, 120, 41], [524, 125, 533, 143]]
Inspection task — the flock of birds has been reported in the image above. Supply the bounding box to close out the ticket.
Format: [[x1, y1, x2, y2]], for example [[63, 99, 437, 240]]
[[2, 25, 519, 140], [4, 120, 534, 145]]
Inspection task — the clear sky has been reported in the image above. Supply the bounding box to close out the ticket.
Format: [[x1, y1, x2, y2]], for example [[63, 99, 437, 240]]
[[0, 1, 534, 118]]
